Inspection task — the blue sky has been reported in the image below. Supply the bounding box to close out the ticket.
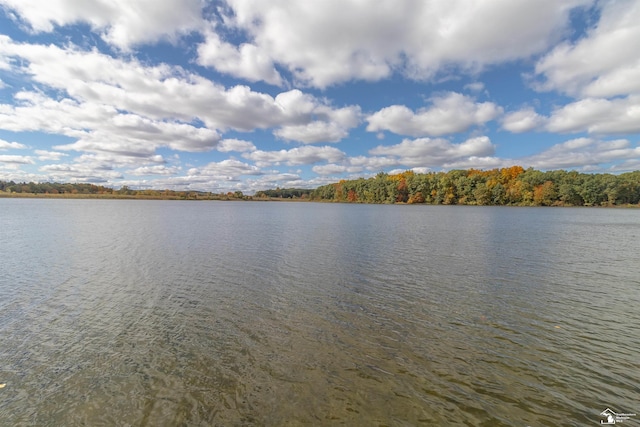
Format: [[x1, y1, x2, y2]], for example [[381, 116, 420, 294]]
[[1, 0, 639, 193]]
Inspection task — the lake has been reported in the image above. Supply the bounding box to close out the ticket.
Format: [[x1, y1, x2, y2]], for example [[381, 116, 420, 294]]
[[1, 199, 638, 426]]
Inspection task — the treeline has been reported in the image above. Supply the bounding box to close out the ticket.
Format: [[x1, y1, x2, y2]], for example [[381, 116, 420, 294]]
[[255, 188, 312, 199], [0, 180, 113, 195], [0, 180, 250, 200], [310, 167, 640, 206], [4, 167, 640, 205]]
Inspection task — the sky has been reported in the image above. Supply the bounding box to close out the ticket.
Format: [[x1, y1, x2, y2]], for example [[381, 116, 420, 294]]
[[0, 0, 639, 194]]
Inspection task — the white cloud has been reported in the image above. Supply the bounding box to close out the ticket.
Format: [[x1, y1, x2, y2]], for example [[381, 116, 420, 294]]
[[3, 0, 639, 191], [535, 0, 640, 98], [366, 92, 502, 137], [188, 159, 263, 177], [312, 163, 365, 176], [521, 137, 640, 170], [501, 107, 545, 133], [0, 36, 369, 188], [0, 0, 204, 50], [273, 89, 317, 117], [0, 41, 368, 173], [0, 39, 280, 131], [370, 136, 495, 167], [271, 91, 361, 143], [312, 136, 498, 177], [609, 158, 640, 172], [0, 139, 26, 150], [410, 167, 431, 174], [216, 0, 591, 87], [0, 91, 116, 137], [128, 165, 181, 176], [0, 38, 264, 129], [312, 164, 350, 176], [35, 149, 67, 161], [0, 154, 34, 164], [546, 95, 640, 134], [39, 160, 123, 183], [217, 139, 256, 153], [243, 145, 346, 167], [312, 139, 503, 177], [243, 172, 324, 193], [1, 91, 220, 158], [347, 155, 399, 171], [441, 156, 506, 170], [274, 121, 348, 144], [3, 0, 592, 88], [197, 30, 283, 85], [274, 110, 359, 144], [0, 53, 9, 70], [464, 82, 485, 93], [269, 91, 361, 143], [0, 39, 362, 142]]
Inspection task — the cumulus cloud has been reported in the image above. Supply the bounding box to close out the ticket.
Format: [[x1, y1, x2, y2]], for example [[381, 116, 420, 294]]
[[521, 137, 640, 170], [197, 30, 283, 86], [212, 0, 591, 87], [369, 136, 495, 167], [347, 155, 399, 171], [312, 163, 366, 176], [39, 160, 123, 182], [0, 90, 115, 136], [0, 38, 361, 157], [535, 0, 640, 98], [1, 91, 221, 158], [312, 136, 501, 178], [313, 136, 498, 177], [501, 107, 545, 133], [35, 149, 67, 161], [440, 156, 507, 170], [1, 38, 360, 137], [366, 92, 502, 137], [0, 154, 34, 164], [243, 145, 346, 167], [3, 0, 638, 191], [546, 95, 640, 134], [3, 0, 592, 88], [0, 38, 281, 130], [188, 159, 263, 178], [0, 0, 204, 50], [217, 139, 256, 153], [241, 172, 326, 193], [272, 91, 361, 143], [0, 139, 26, 150], [128, 165, 181, 176], [274, 107, 361, 144], [528, 2, 640, 140]]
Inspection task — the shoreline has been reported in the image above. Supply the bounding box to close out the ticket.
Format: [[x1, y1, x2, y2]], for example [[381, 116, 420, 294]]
[[1, 191, 637, 207]]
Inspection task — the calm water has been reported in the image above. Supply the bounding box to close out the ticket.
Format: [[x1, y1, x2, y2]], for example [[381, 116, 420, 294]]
[[1, 199, 638, 426]]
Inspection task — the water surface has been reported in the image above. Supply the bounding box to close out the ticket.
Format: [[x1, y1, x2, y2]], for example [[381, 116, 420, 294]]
[[1, 200, 639, 425]]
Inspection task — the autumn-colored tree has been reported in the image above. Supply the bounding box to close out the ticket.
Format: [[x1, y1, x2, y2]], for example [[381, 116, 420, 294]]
[[407, 192, 425, 204], [308, 167, 640, 206], [500, 165, 525, 183], [533, 181, 556, 206]]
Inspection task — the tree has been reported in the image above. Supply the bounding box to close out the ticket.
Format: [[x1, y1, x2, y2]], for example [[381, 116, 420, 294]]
[[533, 181, 556, 206]]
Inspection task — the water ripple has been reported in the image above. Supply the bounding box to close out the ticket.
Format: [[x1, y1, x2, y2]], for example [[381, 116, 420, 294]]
[[1, 201, 639, 425]]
